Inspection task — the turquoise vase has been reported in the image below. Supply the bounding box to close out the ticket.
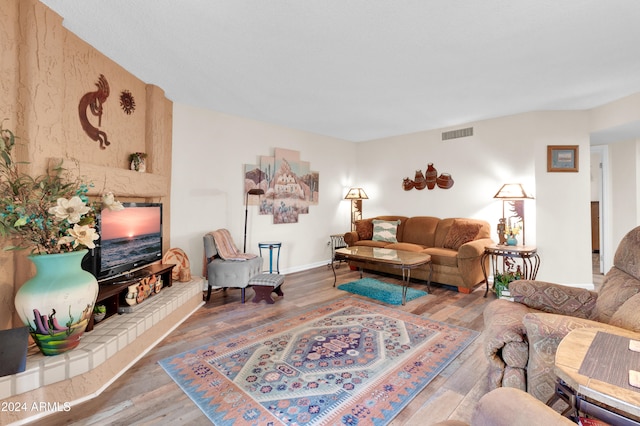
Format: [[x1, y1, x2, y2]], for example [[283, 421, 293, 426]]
[[506, 236, 518, 246], [14, 250, 98, 356]]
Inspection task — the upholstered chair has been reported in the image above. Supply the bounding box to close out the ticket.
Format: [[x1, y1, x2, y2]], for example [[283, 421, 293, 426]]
[[483, 225, 640, 402], [432, 387, 574, 426], [203, 230, 262, 302]]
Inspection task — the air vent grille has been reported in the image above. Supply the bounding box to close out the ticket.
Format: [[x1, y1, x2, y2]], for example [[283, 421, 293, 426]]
[[442, 127, 473, 140]]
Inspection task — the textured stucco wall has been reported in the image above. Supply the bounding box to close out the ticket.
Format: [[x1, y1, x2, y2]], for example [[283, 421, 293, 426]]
[[0, 0, 173, 329]]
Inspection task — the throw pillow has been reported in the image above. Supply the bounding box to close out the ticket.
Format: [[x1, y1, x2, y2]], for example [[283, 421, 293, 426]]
[[372, 219, 401, 243], [354, 219, 374, 240], [443, 219, 482, 250]]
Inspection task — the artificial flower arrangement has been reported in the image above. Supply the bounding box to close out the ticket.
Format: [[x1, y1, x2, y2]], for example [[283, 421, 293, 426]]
[[504, 223, 521, 238], [0, 122, 123, 255]]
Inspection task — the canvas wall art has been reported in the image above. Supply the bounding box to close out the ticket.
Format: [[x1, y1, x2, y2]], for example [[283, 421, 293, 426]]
[[244, 148, 319, 224]]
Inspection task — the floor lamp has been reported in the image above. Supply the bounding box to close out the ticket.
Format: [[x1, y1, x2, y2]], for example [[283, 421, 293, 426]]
[[493, 183, 533, 245], [344, 187, 368, 231], [244, 188, 264, 253]]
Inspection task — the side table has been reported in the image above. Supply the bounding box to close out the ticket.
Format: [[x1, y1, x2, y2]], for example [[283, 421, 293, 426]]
[[482, 244, 540, 297], [258, 241, 281, 274], [553, 327, 640, 424], [328, 234, 347, 268]]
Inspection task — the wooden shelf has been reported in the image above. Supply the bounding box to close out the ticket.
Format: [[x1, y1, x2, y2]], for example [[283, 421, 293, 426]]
[[87, 263, 175, 331]]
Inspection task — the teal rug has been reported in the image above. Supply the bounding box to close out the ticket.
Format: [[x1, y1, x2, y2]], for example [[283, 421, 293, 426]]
[[338, 277, 427, 304]]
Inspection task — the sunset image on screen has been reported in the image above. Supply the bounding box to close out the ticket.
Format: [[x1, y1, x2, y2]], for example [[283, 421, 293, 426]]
[[100, 206, 161, 240]]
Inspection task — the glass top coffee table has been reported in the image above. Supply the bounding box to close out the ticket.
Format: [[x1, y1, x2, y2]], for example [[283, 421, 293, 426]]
[[332, 246, 432, 305]]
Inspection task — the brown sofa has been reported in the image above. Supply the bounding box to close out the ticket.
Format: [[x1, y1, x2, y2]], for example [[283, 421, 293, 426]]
[[343, 216, 493, 293], [483, 225, 640, 403]]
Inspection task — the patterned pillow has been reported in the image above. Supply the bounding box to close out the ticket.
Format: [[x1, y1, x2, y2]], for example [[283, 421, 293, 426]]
[[443, 219, 482, 250], [372, 220, 401, 243], [354, 219, 374, 240]]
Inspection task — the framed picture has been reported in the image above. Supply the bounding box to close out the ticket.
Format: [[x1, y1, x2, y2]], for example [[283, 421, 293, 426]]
[[547, 145, 579, 172]]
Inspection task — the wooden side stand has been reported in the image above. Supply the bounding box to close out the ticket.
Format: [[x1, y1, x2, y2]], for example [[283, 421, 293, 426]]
[[86, 263, 175, 331]]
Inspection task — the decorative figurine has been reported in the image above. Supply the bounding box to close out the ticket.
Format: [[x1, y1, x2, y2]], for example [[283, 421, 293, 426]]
[[497, 218, 507, 245]]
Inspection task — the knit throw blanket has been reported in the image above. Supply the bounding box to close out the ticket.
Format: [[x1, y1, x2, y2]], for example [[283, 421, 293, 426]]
[[209, 229, 257, 261]]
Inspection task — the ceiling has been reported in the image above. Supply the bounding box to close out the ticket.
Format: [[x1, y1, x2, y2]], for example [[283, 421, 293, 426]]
[[39, 0, 640, 142]]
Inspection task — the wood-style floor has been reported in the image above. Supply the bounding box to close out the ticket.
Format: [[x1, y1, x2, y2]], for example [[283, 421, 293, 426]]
[[38, 264, 602, 425]]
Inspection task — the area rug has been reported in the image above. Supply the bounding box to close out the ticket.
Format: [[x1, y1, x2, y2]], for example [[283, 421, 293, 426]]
[[338, 277, 427, 305], [159, 297, 478, 425]]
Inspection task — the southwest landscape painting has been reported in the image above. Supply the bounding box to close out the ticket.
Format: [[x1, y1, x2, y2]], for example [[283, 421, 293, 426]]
[[244, 148, 319, 224]]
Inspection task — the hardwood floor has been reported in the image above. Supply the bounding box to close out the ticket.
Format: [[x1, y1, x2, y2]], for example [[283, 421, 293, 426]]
[[37, 266, 499, 425]]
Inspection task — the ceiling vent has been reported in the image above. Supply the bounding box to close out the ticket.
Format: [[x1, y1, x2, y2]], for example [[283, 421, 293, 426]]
[[442, 127, 473, 141]]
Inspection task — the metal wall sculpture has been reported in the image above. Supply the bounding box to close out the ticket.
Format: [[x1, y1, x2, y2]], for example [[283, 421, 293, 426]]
[[402, 162, 454, 191], [78, 74, 111, 149], [244, 148, 319, 224]]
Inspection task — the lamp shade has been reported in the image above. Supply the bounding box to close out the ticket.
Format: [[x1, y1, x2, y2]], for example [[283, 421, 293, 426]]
[[247, 188, 265, 196], [493, 183, 533, 200], [344, 187, 368, 200]]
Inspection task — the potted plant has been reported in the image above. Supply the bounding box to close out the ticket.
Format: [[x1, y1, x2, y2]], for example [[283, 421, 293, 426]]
[[129, 152, 147, 172], [493, 271, 520, 298], [0, 121, 123, 355], [93, 304, 106, 323]]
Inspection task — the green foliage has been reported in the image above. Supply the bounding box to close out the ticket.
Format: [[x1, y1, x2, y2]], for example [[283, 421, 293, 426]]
[[493, 270, 522, 298], [0, 121, 96, 254]]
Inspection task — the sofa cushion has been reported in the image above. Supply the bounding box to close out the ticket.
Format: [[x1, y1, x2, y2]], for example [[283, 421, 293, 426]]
[[372, 219, 401, 243], [443, 219, 482, 250], [384, 242, 426, 252], [423, 247, 458, 267], [354, 219, 373, 240], [402, 216, 439, 246]]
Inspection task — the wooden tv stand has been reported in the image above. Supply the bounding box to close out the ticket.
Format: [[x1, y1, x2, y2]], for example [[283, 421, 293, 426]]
[[87, 263, 176, 331]]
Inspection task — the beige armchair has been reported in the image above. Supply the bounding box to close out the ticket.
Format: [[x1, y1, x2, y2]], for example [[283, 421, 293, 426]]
[[483, 226, 640, 402], [433, 387, 574, 426]]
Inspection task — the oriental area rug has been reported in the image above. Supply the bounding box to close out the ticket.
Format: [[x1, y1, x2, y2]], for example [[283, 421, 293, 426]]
[[159, 297, 478, 425], [338, 278, 428, 305]]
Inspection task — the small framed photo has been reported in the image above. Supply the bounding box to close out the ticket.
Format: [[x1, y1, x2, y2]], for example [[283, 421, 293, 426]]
[[547, 145, 578, 172]]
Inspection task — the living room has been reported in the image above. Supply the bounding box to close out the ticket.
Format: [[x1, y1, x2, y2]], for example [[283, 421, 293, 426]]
[[3, 1, 640, 424]]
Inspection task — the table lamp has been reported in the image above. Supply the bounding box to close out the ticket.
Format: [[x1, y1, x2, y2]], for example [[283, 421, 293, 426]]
[[494, 183, 533, 245]]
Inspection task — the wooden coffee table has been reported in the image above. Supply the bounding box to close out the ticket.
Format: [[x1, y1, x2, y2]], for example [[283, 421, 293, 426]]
[[332, 246, 431, 305]]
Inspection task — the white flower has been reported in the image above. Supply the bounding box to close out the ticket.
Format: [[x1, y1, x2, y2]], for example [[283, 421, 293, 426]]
[[67, 224, 99, 249], [102, 191, 124, 211], [48, 196, 91, 224]]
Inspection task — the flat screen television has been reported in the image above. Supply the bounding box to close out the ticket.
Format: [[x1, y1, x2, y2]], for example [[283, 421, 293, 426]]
[[84, 202, 163, 281]]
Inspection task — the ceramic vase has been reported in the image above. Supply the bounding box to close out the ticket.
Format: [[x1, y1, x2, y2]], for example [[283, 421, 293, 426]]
[[413, 170, 426, 190], [14, 250, 98, 356], [506, 235, 518, 246], [402, 177, 414, 191], [425, 163, 437, 190], [436, 173, 454, 189], [125, 284, 138, 306], [130, 157, 146, 172]]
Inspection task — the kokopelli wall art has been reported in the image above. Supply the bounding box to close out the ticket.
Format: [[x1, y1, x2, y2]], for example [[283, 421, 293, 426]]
[[244, 148, 319, 224]]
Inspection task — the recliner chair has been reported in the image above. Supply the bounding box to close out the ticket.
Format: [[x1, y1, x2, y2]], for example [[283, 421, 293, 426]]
[[203, 230, 262, 302], [484, 225, 640, 402]]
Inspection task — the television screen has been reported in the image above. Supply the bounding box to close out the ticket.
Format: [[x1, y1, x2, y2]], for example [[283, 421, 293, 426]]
[[90, 202, 163, 281]]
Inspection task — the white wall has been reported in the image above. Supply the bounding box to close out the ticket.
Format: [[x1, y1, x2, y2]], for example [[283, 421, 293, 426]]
[[609, 139, 639, 250], [170, 95, 640, 290], [170, 103, 356, 279], [355, 111, 593, 285]]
